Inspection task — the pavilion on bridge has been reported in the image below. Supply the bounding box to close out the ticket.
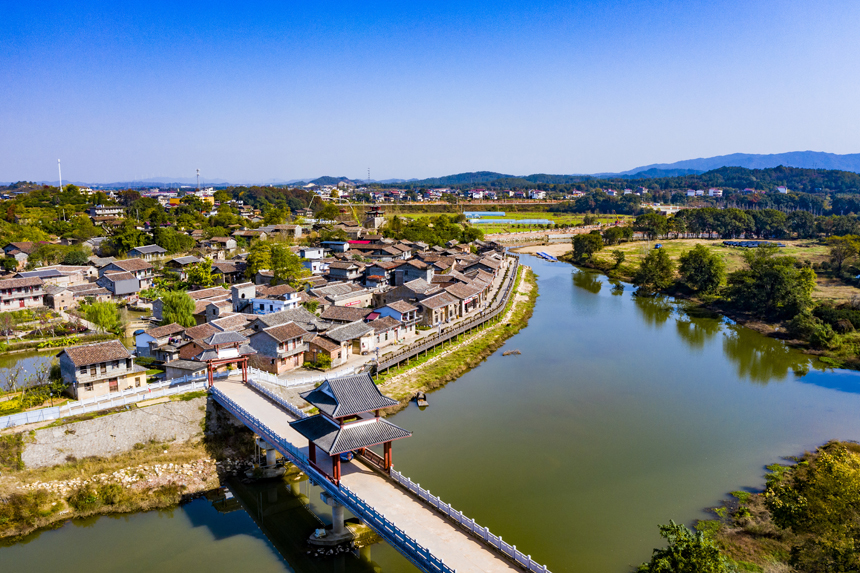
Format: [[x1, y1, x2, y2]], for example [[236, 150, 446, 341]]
[[193, 331, 257, 386], [289, 374, 411, 484]]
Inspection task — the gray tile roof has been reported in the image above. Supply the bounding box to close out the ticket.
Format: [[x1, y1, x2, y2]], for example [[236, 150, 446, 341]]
[[131, 244, 167, 254], [289, 415, 411, 455], [254, 307, 331, 332], [324, 321, 374, 343], [203, 331, 248, 346], [168, 256, 201, 266], [384, 300, 418, 314], [418, 292, 458, 309], [320, 305, 372, 323], [299, 373, 398, 418]]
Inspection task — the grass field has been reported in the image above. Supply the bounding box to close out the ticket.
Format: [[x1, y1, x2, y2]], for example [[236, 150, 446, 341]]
[[392, 211, 630, 235]]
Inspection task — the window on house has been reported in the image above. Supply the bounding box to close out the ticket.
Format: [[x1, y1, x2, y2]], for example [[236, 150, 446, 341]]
[[90, 366, 96, 376], [271, 359, 275, 365], [101, 363, 107, 374], [126, 359, 131, 368], [79, 366, 87, 375], [108, 378, 118, 392], [135, 377, 141, 387], [82, 382, 93, 392], [337, 351, 342, 359]]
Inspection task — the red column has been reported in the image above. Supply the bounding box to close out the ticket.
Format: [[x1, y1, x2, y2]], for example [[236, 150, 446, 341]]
[[309, 441, 316, 464], [384, 442, 392, 472], [332, 454, 341, 484]]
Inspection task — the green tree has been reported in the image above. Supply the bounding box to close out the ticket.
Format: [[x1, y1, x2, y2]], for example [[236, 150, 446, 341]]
[[612, 250, 625, 268], [186, 257, 214, 287], [572, 233, 604, 263], [270, 244, 309, 287], [725, 245, 816, 319], [152, 227, 194, 254], [83, 301, 123, 334], [637, 521, 732, 573], [316, 202, 341, 221], [62, 248, 90, 266], [678, 245, 726, 294], [245, 241, 272, 278], [214, 189, 231, 204], [160, 291, 196, 327], [826, 235, 859, 274], [634, 212, 669, 241], [634, 248, 676, 292], [764, 443, 860, 572]]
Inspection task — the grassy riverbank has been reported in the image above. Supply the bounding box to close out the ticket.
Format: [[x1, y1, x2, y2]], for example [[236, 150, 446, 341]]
[[678, 440, 860, 573], [378, 265, 538, 413]]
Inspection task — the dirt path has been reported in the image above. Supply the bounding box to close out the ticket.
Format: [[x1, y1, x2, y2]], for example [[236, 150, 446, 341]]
[[379, 266, 533, 399]]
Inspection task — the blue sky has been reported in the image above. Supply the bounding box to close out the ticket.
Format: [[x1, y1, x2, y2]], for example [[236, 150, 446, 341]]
[[2, 1, 858, 183]]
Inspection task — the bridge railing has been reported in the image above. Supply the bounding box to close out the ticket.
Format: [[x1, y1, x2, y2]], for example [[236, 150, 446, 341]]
[[245, 378, 308, 420], [0, 371, 225, 429], [391, 469, 550, 573], [208, 385, 455, 573], [247, 364, 362, 389]]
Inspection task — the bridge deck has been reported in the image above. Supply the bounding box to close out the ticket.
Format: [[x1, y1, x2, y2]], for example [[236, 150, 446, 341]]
[[215, 380, 519, 573]]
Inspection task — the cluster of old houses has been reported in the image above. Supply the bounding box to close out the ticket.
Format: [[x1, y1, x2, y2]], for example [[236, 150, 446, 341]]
[[50, 237, 508, 400]]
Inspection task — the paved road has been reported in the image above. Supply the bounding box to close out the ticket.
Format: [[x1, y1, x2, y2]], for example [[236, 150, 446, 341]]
[[215, 380, 519, 573]]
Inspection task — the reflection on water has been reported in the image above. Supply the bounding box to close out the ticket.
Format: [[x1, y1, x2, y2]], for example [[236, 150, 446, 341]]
[[610, 282, 625, 296], [632, 293, 675, 328], [572, 270, 602, 294], [0, 351, 54, 390], [721, 325, 812, 385], [675, 310, 723, 351]]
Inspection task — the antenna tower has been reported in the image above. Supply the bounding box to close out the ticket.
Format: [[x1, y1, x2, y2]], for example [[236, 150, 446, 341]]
[[367, 168, 370, 184], [197, 168, 200, 190], [58, 159, 62, 191]]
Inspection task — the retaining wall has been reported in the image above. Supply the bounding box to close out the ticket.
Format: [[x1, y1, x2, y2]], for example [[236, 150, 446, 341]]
[[21, 397, 210, 469]]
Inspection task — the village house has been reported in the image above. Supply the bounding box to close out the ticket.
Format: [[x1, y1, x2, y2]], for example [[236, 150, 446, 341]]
[[417, 292, 459, 327], [311, 282, 373, 309], [327, 261, 364, 282], [0, 277, 45, 309], [322, 320, 376, 359], [97, 271, 141, 300], [128, 244, 168, 261], [248, 321, 309, 374], [135, 322, 186, 358], [59, 340, 148, 399], [164, 256, 202, 281], [320, 305, 372, 324], [211, 260, 246, 284], [99, 258, 154, 289], [43, 285, 74, 310], [375, 300, 420, 337], [444, 282, 486, 315], [370, 315, 402, 349], [2, 242, 38, 269]]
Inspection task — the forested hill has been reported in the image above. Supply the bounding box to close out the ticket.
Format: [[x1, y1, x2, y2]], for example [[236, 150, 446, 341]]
[[619, 150, 860, 175], [380, 166, 860, 194]]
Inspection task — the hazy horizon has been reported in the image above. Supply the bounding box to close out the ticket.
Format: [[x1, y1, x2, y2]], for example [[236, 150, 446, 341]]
[[4, 1, 860, 183]]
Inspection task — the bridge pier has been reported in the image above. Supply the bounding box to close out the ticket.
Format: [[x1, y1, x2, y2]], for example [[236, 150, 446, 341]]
[[310, 492, 354, 546]]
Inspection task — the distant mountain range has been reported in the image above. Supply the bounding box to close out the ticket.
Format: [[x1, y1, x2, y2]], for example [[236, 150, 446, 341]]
[[8, 151, 860, 189], [615, 151, 860, 177]]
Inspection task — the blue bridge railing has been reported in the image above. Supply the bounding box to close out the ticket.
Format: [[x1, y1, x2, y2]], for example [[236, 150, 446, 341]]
[[209, 385, 455, 573]]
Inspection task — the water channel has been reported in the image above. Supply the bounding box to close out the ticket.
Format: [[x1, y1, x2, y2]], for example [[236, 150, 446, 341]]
[[5, 253, 860, 572]]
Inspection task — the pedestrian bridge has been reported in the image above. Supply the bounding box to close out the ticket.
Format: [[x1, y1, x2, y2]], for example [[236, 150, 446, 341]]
[[211, 379, 551, 573]]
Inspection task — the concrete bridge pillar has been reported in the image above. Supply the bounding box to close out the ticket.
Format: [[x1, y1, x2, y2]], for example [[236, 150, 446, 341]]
[[265, 448, 277, 468], [332, 502, 345, 535]]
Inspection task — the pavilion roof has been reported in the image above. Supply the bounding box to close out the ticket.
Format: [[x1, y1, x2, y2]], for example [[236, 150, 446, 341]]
[[299, 374, 397, 418], [289, 415, 411, 455]]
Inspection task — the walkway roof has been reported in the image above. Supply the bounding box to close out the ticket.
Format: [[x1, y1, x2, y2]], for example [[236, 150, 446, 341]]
[[289, 415, 411, 455]]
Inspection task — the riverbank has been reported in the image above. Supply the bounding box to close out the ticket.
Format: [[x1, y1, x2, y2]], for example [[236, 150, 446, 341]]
[[377, 264, 538, 413], [516, 243, 860, 371], [687, 440, 860, 572]]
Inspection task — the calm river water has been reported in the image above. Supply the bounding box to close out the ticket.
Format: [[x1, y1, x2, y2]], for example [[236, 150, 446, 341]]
[[5, 254, 860, 573]]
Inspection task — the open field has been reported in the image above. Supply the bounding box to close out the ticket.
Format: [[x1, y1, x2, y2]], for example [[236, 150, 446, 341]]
[[392, 211, 630, 235], [517, 238, 859, 305]]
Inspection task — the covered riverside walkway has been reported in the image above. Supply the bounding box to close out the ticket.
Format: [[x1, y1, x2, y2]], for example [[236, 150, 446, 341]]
[[213, 380, 521, 573]]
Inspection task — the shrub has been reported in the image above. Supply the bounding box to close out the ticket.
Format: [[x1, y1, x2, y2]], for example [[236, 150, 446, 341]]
[[68, 486, 101, 511], [97, 483, 125, 505], [809, 323, 839, 350]]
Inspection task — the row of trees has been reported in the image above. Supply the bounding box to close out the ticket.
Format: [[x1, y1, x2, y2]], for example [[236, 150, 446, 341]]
[[382, 214, 483, 246]]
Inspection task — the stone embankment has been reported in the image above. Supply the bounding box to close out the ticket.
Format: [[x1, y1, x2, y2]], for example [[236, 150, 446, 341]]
[[19, 458, 219, 497], [22, 397, 210, 469]]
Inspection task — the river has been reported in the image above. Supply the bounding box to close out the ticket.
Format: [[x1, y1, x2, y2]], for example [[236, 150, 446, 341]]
[[5, 254, 860, 572]]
